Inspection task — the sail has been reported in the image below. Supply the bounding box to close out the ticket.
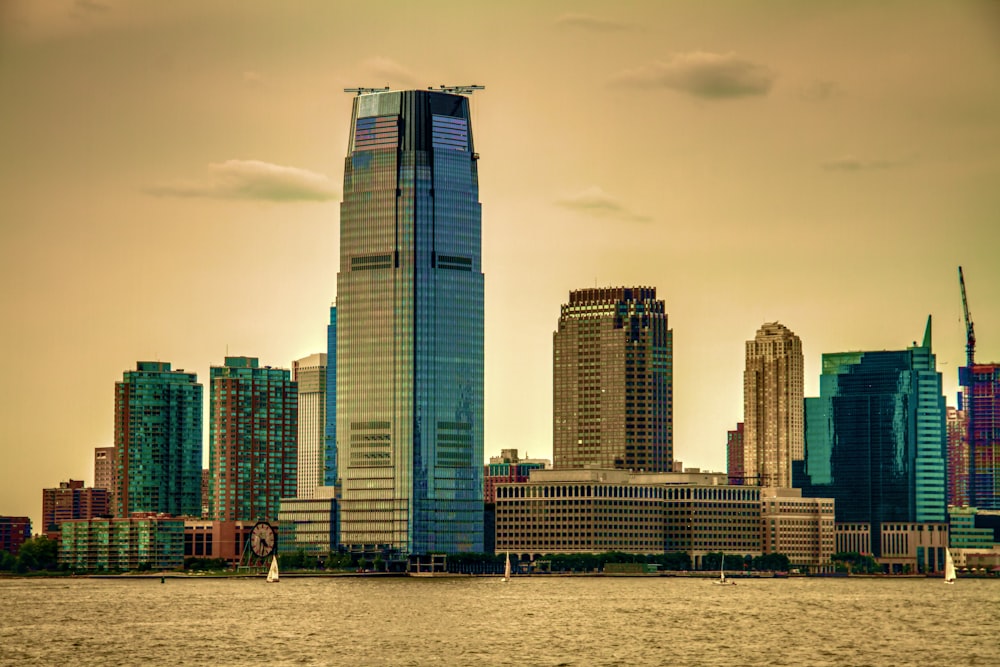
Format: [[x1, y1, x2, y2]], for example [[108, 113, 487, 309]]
[[944, 549, 956, 584], [503, 552, 511, 581], [267, 555, 280, 583]]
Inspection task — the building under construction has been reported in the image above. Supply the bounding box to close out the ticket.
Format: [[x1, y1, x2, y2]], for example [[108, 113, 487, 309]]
[[958, 267, 1000, 510]]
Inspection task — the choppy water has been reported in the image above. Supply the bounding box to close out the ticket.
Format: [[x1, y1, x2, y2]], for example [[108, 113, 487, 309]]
[[1, 575, 997, 666]]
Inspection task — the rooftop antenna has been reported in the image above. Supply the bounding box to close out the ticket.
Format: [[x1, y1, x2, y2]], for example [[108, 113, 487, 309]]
[[432, 84, 485, 95], [343, 86, 390, 96]]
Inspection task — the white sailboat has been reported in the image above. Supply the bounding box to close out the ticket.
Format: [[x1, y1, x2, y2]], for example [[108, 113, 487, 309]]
[[266, 555, 280, 583], [943, 548, 956, 585], [713, 554, 735, 585], [501, 552, 511, 583]]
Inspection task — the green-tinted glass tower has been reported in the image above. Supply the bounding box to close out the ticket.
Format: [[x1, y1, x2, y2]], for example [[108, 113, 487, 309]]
[[797, 317, 947, 555], [335, 89, 484, 556], [209, 357, 298, 522], [114, 361, 202, 517]]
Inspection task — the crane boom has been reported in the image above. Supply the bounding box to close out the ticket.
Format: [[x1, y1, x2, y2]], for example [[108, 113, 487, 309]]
[[959, 266, 976, 368]]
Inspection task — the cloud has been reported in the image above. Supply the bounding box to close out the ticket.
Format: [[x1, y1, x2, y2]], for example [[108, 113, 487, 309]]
[[821, 155, 909, 172], [361, 57, 418, 87], [799, 80, 842, 102], [555, 13, 630, 32], [146, 160, 338, 202], [556, 186, 650, 222], [612, 51, 775, 99], [70, 0, 111, 19]]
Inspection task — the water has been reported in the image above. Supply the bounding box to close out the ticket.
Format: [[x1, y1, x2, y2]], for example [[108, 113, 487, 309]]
[[1, 575, 997, 666]]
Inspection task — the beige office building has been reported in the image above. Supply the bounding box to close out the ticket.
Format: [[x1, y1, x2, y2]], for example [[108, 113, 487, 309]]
[[553, 287, 673, 473], [761, 488, 835, 570], [293, 353, 328, 499], [494, 469, 762, 567], [743, 322, 803, 487]]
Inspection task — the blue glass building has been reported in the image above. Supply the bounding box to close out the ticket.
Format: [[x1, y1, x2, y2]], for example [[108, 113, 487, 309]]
[[335, 89, 484, 556], [325, 305, 337, 488], [114, 362, 202, 518], [796, 318, 947, 555]]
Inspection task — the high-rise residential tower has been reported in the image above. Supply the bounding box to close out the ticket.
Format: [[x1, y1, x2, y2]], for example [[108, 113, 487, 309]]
[[726, 422, 745, 485], [335, 89, 484, 556], [743, 322, 804, 488], [946, 406, 969, 508], [209, 357, 298, 522], [94, 446, 115, 510], [796, 317, 947, 555], [553, 287, 673, 472], [962, 363, 1000, 510], [114, 362, 202, 517], [294, 353, 327, 499]]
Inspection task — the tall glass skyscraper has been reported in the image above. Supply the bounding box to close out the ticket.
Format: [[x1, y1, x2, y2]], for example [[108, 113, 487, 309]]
[[293, 353, 327, 499], [553, 287, 673, 472], [797, 317, 947, 555], [114, 362, 202, 518], [335, 89, 484, 556]]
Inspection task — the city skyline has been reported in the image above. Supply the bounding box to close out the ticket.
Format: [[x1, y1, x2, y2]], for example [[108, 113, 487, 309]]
[[3, 2, 1000, 532]]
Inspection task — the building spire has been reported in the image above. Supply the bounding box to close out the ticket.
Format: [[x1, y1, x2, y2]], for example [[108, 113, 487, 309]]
[[922, 314, 932, 349]]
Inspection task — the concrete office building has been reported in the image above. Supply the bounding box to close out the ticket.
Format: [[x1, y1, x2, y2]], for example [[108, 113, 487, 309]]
[[553, 287, 673, 472], [294, 353, 328, 499]]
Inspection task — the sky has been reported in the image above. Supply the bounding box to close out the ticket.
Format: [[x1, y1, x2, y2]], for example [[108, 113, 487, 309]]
[[2, 1, 999, 533]]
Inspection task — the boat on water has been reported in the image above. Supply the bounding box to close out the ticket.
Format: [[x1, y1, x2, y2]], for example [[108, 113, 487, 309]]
[[713, 555, 736, 585], [944, 548, 956, 585], [266, 556, 280, 583], [501, 552, 511, 583]]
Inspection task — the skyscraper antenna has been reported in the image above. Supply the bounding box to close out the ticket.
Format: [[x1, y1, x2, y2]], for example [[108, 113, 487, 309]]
[[432, 85, 485, 95], [344, 86, 390, 96]]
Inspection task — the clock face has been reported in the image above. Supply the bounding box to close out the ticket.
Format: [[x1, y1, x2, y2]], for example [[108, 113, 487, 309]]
[[249, 521, 276, 558]]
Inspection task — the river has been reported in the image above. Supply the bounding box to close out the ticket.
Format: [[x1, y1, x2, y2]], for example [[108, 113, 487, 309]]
[[1, 575, 997, 666]]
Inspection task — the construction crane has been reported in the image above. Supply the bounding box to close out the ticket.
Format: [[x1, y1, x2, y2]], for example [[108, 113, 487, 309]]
[[959, 266, 976, 369]]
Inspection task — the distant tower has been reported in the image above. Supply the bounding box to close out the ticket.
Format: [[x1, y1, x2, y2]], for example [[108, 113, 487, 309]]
[[294, 353, 328, 499], [553, 286, 673, 472], [94, 446, 116, 509], [114, 362, 202, 517], [209, 357, 297, 522], [743, 323, 803, 488], [727, 423, 745, 485], [946, 406, 969, 507]]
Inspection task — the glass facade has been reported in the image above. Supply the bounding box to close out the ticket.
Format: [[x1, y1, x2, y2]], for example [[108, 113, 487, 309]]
[[209, 357, 298, 522], [336, 90, 484, 556], [553, 287, 673, 472], [797, 317, 947, 556], [325, 306, 338, 488], [115, 362, 202, 518]]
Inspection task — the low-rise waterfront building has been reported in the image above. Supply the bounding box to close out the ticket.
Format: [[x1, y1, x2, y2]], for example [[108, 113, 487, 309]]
[[277, 491, 338, 556], [0, 517, 31, 556], [761, 489, 835, 570], [42, 480, 110, 538], [60, 514, 185, 571], [495, 469, 764, 568], [948, 505, 995, 550], [183, 520, 258, 565], [484, 449, 549, 504]]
